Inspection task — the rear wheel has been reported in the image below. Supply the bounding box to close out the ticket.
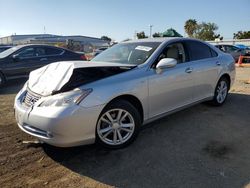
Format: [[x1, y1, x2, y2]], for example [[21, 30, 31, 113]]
[[211, 77, 229, 106], [96, 100, 141, 149]]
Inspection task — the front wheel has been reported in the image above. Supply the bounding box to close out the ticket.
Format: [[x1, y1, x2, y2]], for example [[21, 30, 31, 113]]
[[96, 100, 141, 149], [211, 77, 229, 106]]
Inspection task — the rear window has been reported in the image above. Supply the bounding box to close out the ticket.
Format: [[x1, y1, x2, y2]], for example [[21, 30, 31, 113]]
[[186, 41, 215, 61]]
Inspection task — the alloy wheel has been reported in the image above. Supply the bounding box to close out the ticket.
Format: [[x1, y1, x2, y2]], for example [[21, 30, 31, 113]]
[[216, 80, 228, 103], [97, 108, 135, 146]]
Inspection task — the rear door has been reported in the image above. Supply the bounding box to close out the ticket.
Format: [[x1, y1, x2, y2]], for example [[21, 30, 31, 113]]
[[185, 41, 221, 101], [44, 46, 65, 63]]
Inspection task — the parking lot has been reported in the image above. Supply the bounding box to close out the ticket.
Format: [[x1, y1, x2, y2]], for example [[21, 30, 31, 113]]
[[0, 67, 250, 188]]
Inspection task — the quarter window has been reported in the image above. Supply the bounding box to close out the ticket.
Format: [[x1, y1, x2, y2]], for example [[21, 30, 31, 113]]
[[210, 48, 218, 57]]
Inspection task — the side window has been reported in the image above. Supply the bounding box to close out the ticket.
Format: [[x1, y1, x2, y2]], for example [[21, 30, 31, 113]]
[[157, 43, 186, 64], [45, 47, 63, 55], [17, 48, 35, 58], [226, 46, 239, 52], [186, 41, 213, 61], [35, 47, 46, 56], [217, 45, 226, 52]]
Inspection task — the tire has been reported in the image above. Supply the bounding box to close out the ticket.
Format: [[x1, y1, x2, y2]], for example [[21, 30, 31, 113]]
[[0, 72, 5, 87], [96, 100, 141, 149], [210, 77, 229, 106]]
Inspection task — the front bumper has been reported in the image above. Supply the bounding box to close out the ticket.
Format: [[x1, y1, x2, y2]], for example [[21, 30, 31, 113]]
[[14, 91, 105, 147]]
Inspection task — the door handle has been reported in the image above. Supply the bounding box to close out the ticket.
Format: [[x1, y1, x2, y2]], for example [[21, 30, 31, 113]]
[[216, 61, 221, 66], [185, 67, 193, 73], [40, 58, 48, 61]]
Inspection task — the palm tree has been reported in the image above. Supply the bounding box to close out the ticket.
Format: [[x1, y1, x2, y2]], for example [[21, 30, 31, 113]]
[[184, 19, 198, 38]]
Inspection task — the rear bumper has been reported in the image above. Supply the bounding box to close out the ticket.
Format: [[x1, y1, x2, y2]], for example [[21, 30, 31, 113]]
[[14, 91, 105, 147]]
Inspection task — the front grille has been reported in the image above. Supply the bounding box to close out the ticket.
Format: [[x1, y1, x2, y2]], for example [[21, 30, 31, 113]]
[[23, 90, 41, 107]]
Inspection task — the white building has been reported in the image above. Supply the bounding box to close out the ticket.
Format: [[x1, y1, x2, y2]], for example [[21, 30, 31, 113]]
[[0, 34, 110, 53]]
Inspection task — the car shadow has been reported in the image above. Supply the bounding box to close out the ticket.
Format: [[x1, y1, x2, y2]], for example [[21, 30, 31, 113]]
[[43, 92, 250, 188], [0, 78, 27, 95]]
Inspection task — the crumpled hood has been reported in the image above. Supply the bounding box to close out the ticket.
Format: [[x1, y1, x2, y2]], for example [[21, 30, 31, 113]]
[[28, 61, 134, 96]]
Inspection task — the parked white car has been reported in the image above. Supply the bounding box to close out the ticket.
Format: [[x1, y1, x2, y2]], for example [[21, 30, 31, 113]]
[[14, 38, 235, 148]]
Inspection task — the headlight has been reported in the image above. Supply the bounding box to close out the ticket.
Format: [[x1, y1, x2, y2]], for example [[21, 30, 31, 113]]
[[39, 88, 92, 107], [16, 81, 28, 99]]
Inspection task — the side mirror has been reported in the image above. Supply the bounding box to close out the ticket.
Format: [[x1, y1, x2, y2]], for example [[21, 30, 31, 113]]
[[156, 58, 177, 69], [12, 54, 20, 61]]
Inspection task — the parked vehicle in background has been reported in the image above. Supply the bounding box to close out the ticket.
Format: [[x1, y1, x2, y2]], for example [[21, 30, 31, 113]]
[[0, 46, 12, 53], [14, 38, 235, 149], [235, 44, 250, 56], [0, 44, 86, 86], [214, 44, 249, 61], [235, 44, 249, 50], [93, 47, 108, 57], [75, 51, 88, 60]]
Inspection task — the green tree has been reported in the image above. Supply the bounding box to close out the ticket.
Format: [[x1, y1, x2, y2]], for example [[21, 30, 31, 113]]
[[184, 19, 198, 37], [136, 31, 148, 39], [100, 36, 112, 42], [233, 31, 250, 39], [152, 32, 161, 38], [195, 22, 219, 41], [162, 28, 183, 37], [184, 19, 221, 41]]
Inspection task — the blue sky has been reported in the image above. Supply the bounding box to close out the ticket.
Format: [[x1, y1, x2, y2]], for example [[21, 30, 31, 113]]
[[0, 0, 249, 41]]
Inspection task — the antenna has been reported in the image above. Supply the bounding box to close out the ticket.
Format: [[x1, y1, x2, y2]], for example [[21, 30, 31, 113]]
[[43, 26, 46, 34]]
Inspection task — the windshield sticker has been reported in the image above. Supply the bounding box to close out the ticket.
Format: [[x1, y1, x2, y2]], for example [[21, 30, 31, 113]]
[[135, 46, 152, 52]]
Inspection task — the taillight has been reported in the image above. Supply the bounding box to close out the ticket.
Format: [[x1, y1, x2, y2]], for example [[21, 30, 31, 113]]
[[80, 55, 87, 60]]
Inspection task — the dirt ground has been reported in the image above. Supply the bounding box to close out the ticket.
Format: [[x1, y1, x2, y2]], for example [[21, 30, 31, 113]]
[[0, 67, 250, 188]]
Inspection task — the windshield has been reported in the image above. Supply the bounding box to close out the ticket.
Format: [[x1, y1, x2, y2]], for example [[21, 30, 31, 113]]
[[0, 46, 22, 58], [91, 42, 161, 65]]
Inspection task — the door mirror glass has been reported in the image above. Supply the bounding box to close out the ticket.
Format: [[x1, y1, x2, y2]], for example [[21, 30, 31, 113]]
[[156, 58, 177, 69]]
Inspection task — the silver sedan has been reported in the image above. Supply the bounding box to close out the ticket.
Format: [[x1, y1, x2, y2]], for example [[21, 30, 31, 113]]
[[14, 38, 235, 148]]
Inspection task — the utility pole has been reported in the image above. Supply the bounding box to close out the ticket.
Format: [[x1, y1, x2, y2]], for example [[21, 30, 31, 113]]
[[149, 24, 153, 38], [134, 30, 137, 39]]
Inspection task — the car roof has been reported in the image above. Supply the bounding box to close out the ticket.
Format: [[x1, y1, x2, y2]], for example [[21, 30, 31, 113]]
[[8, 44, 71, 52], [0, 45, 12, 48], [123, 37, 181, 43], [13, 44, 62, 48], [215, 44, 238, 47], [121, 37, 215, 46]]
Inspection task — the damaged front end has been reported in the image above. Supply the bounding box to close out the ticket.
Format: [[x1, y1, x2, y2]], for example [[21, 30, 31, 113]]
[[19, 61, 135, 108], [56, 66, 134, 94]]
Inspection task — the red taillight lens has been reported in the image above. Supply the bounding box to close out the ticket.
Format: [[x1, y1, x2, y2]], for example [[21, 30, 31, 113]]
[[80, 55, 87, 60]]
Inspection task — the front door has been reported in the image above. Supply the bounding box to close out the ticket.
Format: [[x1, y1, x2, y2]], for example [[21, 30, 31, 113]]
[[4, 46, 51, 79], [148, 42, 194, 118]]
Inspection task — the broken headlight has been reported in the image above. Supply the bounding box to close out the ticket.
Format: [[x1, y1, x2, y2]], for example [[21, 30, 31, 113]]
[[39, 88, 92, 107]]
